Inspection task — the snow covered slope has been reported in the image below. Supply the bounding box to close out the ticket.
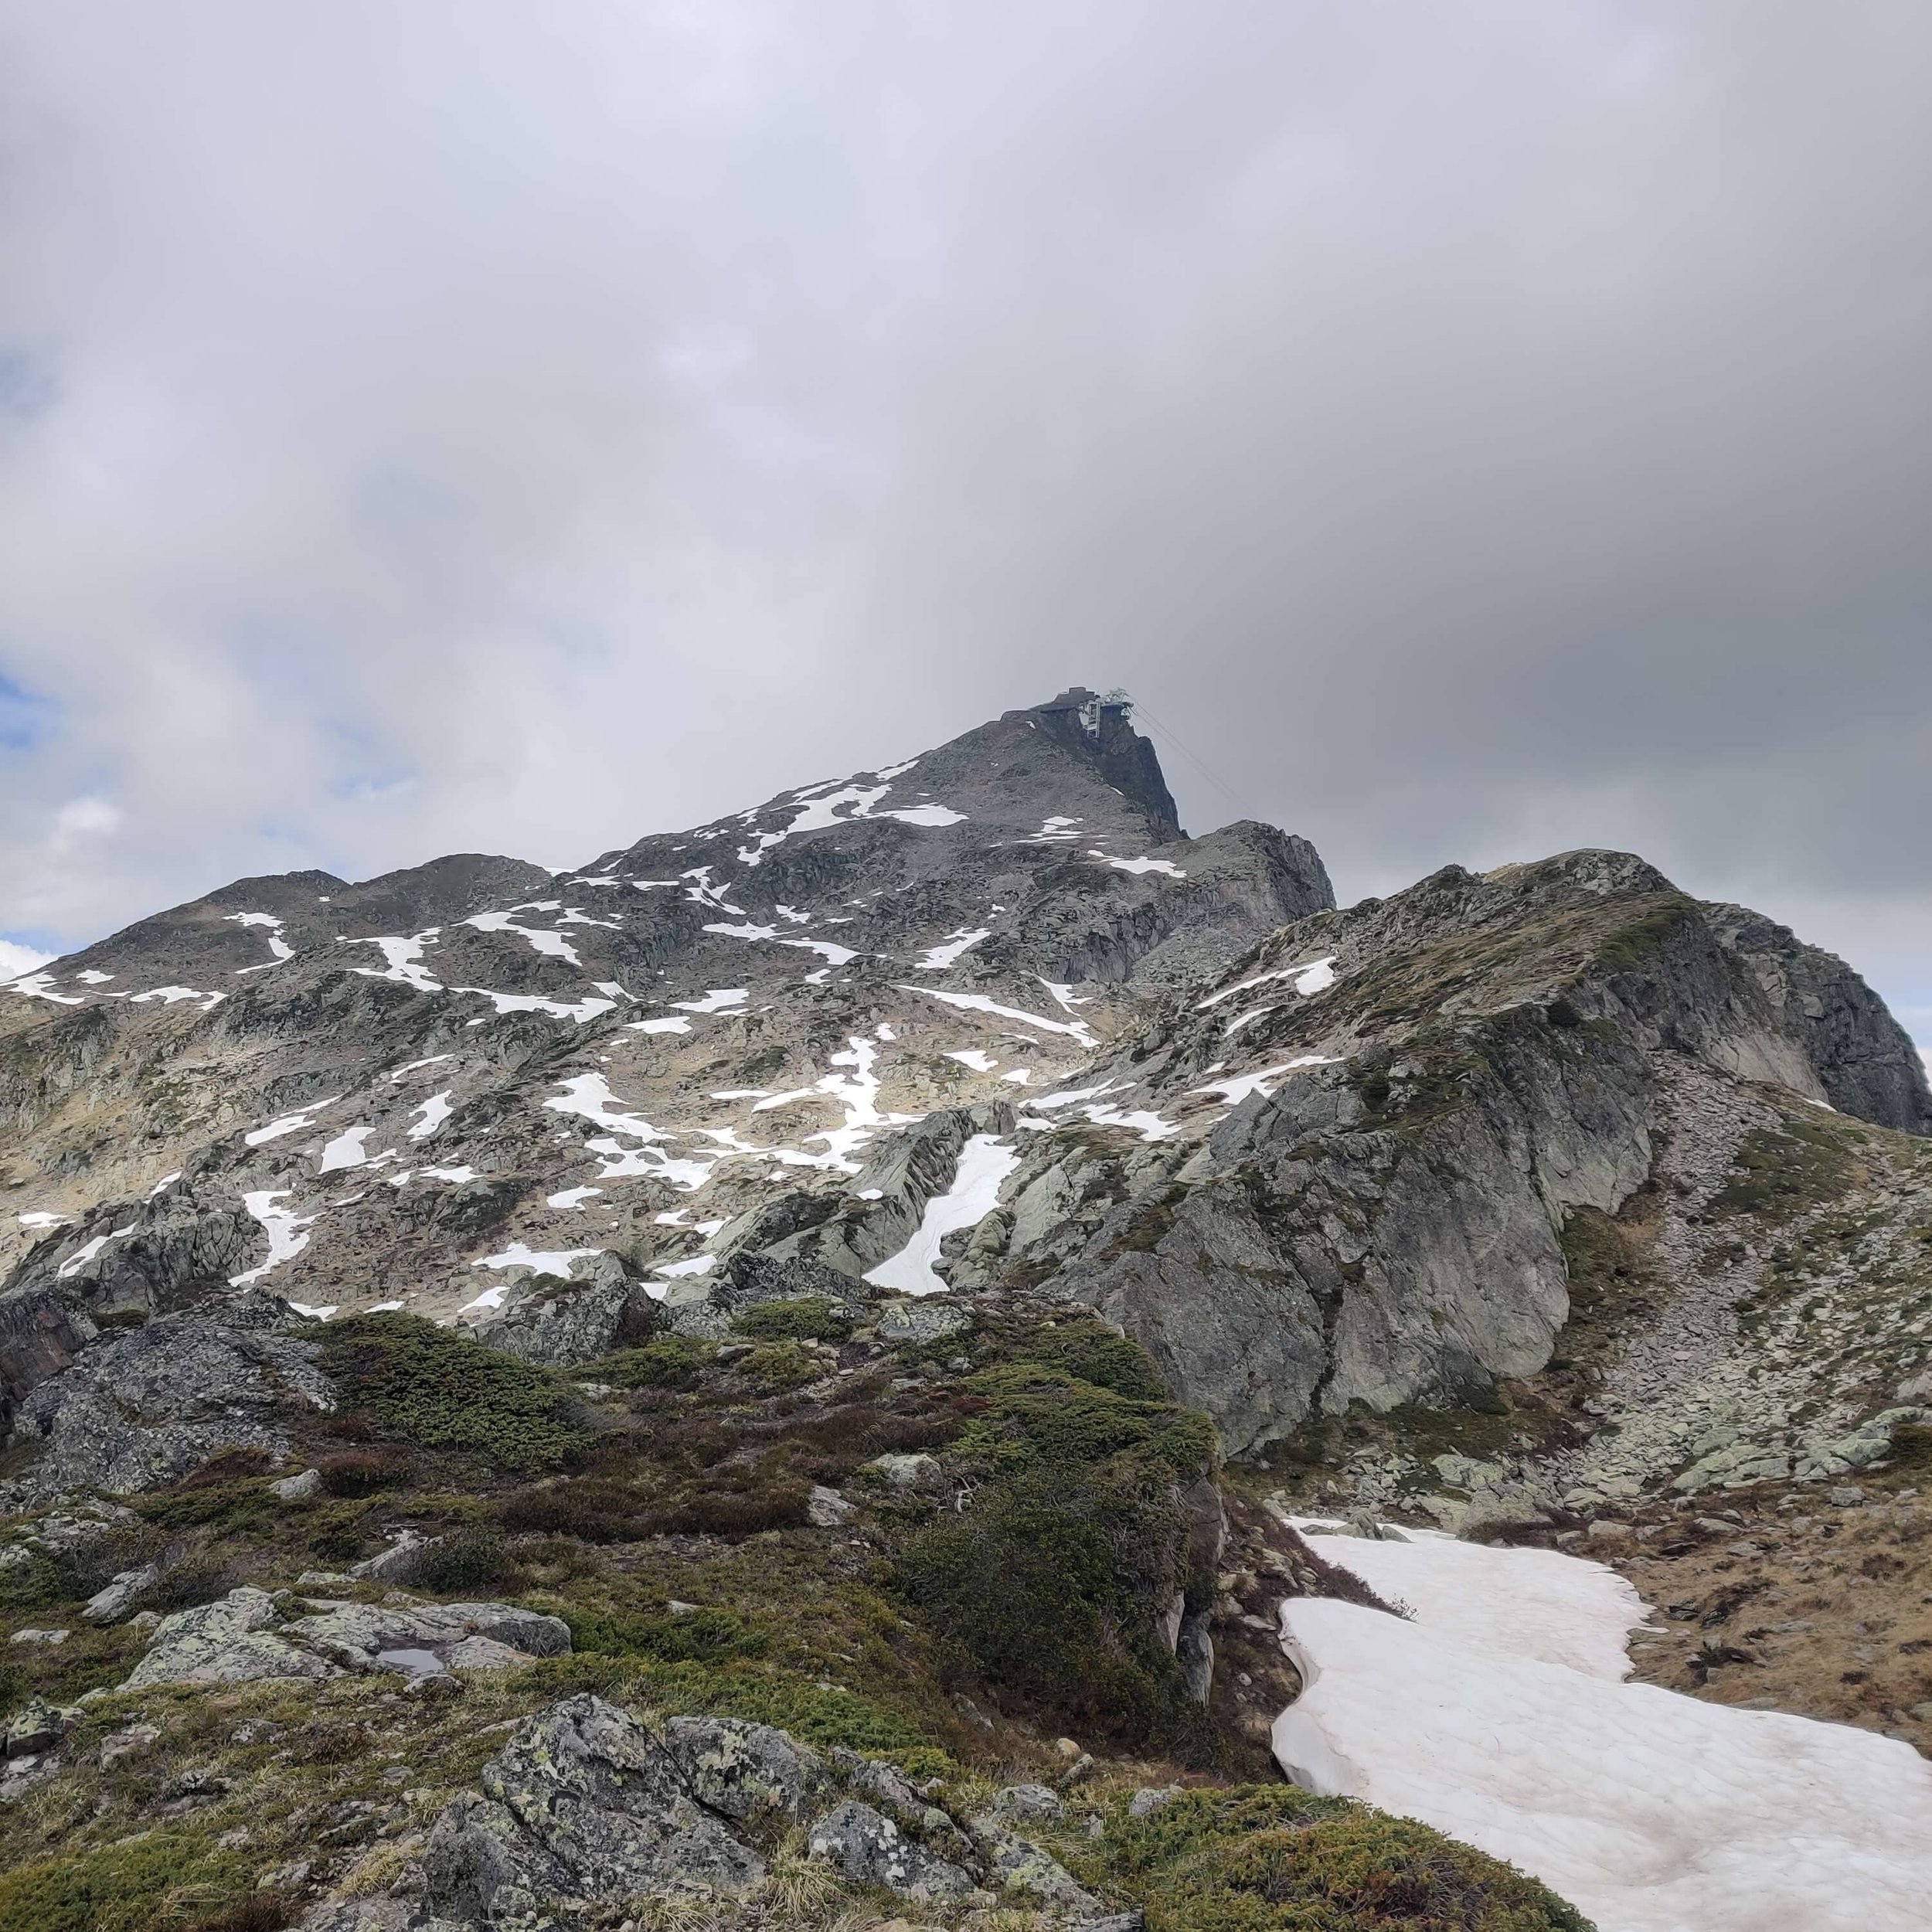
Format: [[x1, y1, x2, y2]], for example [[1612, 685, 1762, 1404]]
[[1276, 1521, 1932, 1932]]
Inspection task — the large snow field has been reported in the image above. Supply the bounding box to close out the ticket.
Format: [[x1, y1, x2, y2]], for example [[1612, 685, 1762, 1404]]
[[1277, 1521, 1932, 1932]]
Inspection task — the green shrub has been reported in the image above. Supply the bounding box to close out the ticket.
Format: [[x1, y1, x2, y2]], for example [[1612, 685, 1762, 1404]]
[[598, 1338, 715, 1390], [417, 1526, 509, 1593], [895, 1337, 1218, 1747], [732, 1297, 854, 1343], [0, 1548, 70, 1614], [1100, 1786, 1591, 1932], [737, 1341, 821, 1394], [318, 1313, 585, 1471], [563, 1603, 767, 1664], [958, 1361, 1216, 1476], [1021, 1321, 1169, 1401], [631, 1660, 949, 1770], [0, 1832, 261, 1932]]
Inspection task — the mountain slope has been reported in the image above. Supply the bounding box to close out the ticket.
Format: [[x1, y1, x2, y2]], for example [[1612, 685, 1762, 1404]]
[[0, 692, 1330, 1410], [2, 689, 1929, 1930]]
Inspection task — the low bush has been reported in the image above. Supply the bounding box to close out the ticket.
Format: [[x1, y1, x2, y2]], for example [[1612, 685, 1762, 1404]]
[[305, 1503, 374, 1563], [0, 1831, 263, 1932], [318, 1313, 585, 1471], [736, 1341, 821, 1395], [563, 1603, 766, 1664], [648, 1473, 811, 1537], [894, 1329, 1219, 1749], [316, 1446, 412, 1498], [501, 1478, 658, 1543], [417, 1526, 510, 1593], [1099, 1786, 1591, 1932], [627, 1659, 950, 1773], [761, 1404, 963, 1484], [733, 1297, 854, 1344], [597, 1338, 714, 1390], [184, 1898, 297, 1932], [1020, 1323, 1168, 1401]]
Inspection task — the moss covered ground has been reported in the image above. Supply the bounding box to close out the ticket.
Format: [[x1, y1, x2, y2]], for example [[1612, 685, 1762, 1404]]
[[0, 1296, 1598, 1931]]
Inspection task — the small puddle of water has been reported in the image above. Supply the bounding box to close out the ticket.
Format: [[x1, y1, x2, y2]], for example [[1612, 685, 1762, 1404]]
[[375, 1646, 447, 1679]]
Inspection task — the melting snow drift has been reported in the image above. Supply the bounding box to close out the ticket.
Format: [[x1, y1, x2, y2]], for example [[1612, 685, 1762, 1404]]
[[1276, 1521, 1932, 1932], [864, 1133, 1017, 1296]]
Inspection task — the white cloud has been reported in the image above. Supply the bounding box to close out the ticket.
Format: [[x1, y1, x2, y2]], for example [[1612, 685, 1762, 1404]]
[[54, 796, 122, 839], [0, 940, 53, 982], [0, 2, 1923, 1042]]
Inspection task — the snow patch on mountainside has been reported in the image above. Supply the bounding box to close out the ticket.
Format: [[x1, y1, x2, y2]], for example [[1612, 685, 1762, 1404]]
[[230, 1191, 315, 1287], [1197, 955, 1338, 1009], [1189, 1056, 1338, 1104], [865, 1133, 1018, 1296]]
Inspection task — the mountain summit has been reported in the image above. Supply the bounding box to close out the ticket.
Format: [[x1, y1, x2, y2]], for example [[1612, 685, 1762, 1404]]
[[2, 692, 1930, 1928]]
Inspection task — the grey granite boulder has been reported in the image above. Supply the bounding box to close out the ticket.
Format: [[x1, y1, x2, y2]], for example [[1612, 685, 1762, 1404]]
[[806, 1798, 979, 1903], [807, 1483, 855, 1526], [968, 1814, 1103, 1913], [830, 1746, 974, 1860], [121, 1586, 332, 1689], [6, 1697, 79, 1760], [876, 1298, 972, 1345], [992, 1782, 1064, 1825], [82, 1563, 158, 1623], [283, 1596, 569, 1673], [2, 1313, 330, 1502], [422, 1696, 769, 1920], [119, 1586, 569, 1690], [662, 1713, 825, 1821]]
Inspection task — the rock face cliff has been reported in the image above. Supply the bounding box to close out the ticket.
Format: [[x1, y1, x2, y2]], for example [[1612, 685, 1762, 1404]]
[[932, 849, 1932, 1458]]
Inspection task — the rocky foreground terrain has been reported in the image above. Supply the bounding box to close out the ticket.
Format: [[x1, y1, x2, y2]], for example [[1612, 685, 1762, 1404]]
[[1, 687, 1927, 1930]]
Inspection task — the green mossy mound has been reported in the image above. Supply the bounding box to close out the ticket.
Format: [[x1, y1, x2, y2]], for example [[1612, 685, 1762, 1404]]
[[0, 1831, 272, 1932], [317, 1311, 586, 1471], [1098, 1787, 1593, 1932], [731, 1296, 855, 1343], [895, 1321, 1219, 1748]]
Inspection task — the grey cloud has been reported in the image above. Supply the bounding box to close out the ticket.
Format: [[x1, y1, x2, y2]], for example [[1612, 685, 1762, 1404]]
[[0, 1, 1926, 1032]]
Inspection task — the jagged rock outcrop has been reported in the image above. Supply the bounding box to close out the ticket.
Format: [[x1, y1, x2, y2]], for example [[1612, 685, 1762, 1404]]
[[467, 1252, 657, 1365], [2, 1311, 331, 1502], [304, 1694, 1109, 1930], [1703, 903, 1932, 1133]]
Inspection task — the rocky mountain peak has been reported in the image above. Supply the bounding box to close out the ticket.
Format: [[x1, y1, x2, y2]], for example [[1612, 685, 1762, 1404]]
[[2, 692, 1931, 1925]]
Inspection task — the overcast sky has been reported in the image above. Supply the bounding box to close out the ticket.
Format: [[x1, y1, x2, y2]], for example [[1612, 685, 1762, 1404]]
[[1, 2, 1927, 1046]]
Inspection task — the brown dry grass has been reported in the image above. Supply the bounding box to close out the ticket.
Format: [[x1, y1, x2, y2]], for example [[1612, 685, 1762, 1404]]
[[1601, 1471, 1932, 1754]]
